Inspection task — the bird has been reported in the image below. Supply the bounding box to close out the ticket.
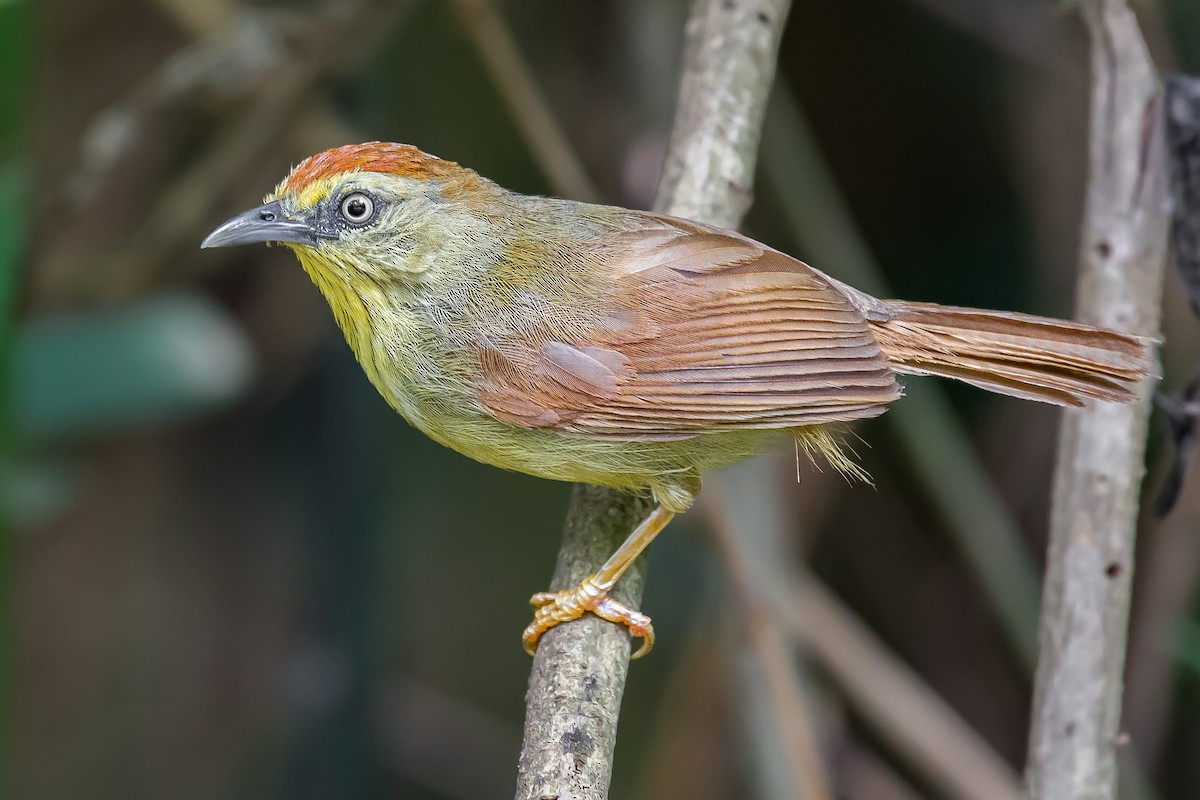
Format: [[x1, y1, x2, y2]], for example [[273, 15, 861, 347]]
[[203, 141, 1151, 658]]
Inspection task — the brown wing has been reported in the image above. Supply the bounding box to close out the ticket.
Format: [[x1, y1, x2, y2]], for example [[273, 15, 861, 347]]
[[475, 214, 901, 440]]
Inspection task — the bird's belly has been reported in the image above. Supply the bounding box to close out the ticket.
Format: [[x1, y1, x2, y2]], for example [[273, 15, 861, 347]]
[[409, 405, 661, 489], [362, 341, 781, 492], [400, 395, 780, 492]]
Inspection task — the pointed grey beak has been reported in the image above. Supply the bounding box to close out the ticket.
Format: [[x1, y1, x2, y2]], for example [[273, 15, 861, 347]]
[[201, 200, 316, 249]]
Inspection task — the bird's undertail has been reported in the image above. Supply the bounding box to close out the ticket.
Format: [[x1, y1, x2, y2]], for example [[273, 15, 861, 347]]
[[869, 301, 1152, 406]]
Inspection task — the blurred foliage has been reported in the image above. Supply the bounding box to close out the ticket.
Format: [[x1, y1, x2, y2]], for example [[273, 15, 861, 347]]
[[0, 0, 30, 790], [7, 1, 1200, 799], [11, 292, 253, 441]]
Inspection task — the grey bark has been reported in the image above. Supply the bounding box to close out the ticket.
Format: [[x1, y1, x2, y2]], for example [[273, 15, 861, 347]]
[[514, 1, 793, 798], [1024, 1, 1169, 799], [514, 486, 653, 800], [654, 0, 792, 229]]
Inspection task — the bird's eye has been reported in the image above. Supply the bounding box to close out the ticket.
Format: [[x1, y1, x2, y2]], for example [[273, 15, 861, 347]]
[[338, 192, 376, 226]]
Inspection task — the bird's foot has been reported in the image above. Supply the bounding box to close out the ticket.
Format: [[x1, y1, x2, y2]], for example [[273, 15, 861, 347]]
[[522, 576, 655, 659]]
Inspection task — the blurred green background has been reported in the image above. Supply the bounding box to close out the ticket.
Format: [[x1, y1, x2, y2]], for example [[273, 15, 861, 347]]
[[6, 0, 1200, 798]]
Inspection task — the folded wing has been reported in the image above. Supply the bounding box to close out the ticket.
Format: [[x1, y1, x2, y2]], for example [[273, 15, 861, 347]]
[[475, 215, 901, 440]]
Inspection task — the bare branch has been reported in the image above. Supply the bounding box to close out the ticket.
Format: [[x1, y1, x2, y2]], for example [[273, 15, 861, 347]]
[[515, 1, 793, 798], [1025, 1, 1169, 798], [34, 0, 408, 306], [515, 486, 653, 800], [655, 0, 790, 229]]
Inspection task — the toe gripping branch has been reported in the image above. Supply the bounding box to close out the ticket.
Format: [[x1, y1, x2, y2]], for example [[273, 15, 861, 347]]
[[523, 576, 656, 659], [522, 502, 677, 659]]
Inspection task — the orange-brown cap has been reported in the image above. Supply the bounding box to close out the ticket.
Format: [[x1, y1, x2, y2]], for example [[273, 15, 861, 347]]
[[280, 142, 462, 195]]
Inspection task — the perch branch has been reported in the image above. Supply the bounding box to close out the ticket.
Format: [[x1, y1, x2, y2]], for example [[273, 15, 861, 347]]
[[1025, 1, 1168, 798], [514, 1, 793, 798]]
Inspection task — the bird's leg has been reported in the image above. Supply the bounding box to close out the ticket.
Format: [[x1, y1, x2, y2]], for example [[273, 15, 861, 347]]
[[523, 504, 675, 659]]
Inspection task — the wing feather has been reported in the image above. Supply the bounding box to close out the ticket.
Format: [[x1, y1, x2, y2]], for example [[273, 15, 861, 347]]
[[474, 214, 900, 437]]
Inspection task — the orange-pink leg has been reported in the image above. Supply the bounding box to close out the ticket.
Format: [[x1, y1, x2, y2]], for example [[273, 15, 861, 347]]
[[522, 504, 676, 659]]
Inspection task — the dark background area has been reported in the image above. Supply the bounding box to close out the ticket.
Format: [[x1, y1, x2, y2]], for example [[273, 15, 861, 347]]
[[5, 0, 1200, 797]]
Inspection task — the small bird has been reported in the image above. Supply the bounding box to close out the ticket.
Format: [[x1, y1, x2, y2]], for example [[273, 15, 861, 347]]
[[204, 142, 1151, 658]]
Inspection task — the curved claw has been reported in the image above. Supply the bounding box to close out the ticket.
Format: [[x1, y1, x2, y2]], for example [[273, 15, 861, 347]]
[[590, 597, 654, 658], [522, 577, 655, 658]]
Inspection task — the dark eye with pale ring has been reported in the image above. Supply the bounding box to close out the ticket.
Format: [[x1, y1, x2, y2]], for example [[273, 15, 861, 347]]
[[339, 192, 376, 226]]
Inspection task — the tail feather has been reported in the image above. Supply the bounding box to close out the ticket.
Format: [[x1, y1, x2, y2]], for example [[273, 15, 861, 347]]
[[869, 301, 1152, 407]]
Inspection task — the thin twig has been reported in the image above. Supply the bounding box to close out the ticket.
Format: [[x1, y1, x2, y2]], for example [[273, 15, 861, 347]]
[[515, 1, 794, 798], [451, 0, 602, 203], [34, 0, 408, 306], [703, 479, 833, 800], [1025, 1, 1169, 798]]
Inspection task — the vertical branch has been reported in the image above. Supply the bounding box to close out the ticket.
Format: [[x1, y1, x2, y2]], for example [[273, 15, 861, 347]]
[[655, 0, 789, 229], [515, 1, 792, 798], [1025, 1, 1168, 798], [515, 486, 654, 800]]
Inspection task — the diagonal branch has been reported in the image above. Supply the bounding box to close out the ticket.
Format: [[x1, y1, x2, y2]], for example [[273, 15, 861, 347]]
[[34, 0, 409, 306], [760, 82, 1043, 669], [779, 573, 1025, 800], [702, 465, 1023, 800], [1025, 1, 1168, 798], [515, 1, 793, 798], [702, 476, 833, 800]]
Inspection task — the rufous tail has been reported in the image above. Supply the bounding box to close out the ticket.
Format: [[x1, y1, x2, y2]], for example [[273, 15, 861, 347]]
[[868, 301, 1152, 406]]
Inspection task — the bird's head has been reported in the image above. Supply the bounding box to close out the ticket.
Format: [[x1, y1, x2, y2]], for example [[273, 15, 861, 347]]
[[202, 142, 486, 286]]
